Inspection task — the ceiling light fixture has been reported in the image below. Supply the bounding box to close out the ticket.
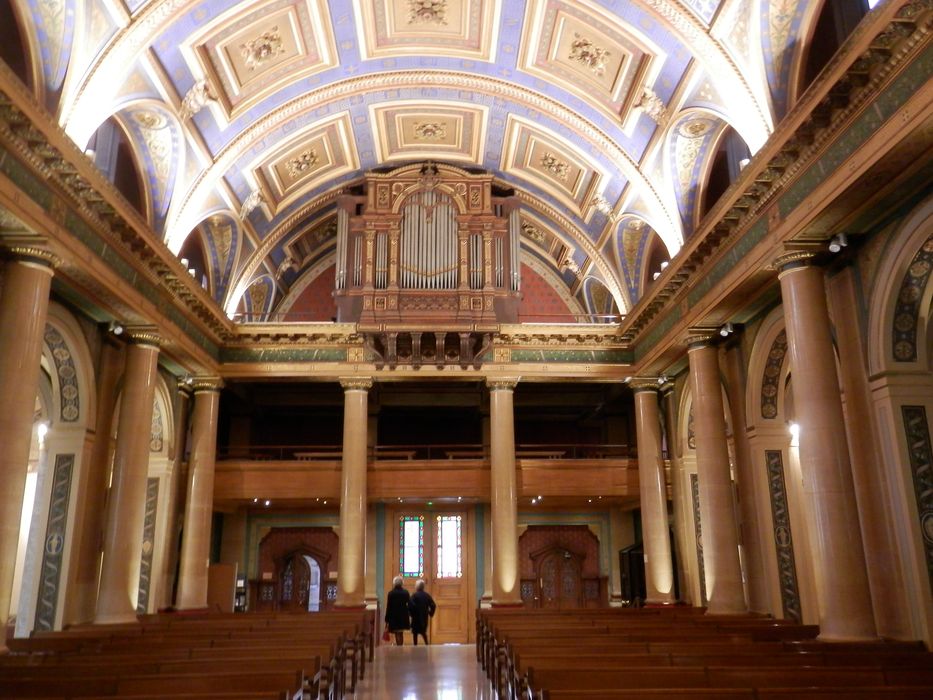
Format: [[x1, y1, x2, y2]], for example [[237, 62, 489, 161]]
[[828, 233, 848, 253]]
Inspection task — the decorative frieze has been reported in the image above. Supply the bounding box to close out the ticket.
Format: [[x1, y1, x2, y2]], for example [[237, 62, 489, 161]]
[[44, 325, 79, 422], [761, 330, 787, 419], [34, 454, 74, 631], [690, 473, 707, 605], [901, 405, 933, 596], [892, 234, 933, 362], [136, 478, 160, 615]]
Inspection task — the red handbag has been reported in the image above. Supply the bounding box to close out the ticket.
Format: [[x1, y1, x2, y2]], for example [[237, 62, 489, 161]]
[[382, 624, 391, 642]]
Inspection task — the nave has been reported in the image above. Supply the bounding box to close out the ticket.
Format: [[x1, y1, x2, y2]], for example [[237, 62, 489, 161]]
[[347, 644, 494, 700]]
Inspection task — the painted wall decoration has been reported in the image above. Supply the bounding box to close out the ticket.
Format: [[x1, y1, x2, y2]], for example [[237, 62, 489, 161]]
[[892, 234, 933, 362], [761, 329, 787, 418], [136, 477, 159, 615], [44, 325, 79, 422], [765, 449, 801, 621], [901, 406, 933, 596], [690, 472, 707, 605], [34, 454, 74, 631]]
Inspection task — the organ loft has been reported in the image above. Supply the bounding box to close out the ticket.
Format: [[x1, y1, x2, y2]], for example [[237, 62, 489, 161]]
[[334, 162, 521, 368]]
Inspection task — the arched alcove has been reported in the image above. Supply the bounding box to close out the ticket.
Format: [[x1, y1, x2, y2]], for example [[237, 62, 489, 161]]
[[86, 117, 147, 218]]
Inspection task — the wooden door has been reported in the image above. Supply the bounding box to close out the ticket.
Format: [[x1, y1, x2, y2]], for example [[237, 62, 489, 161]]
[[537, 549, 583, 609], [389, 509, 472, 643], [279, 555, 311, 611]]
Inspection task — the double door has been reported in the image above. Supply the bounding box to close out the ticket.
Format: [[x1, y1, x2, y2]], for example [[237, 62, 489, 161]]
[[388, 508, 473, 643]]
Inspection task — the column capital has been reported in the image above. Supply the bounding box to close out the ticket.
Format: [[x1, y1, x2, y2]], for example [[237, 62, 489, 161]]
[[1, 243, 60, 272], [629, 377, 662, 393], [190, 376, 224, 394], [685, 329, 718, 349], [486, 376, 519, 391], [771, 250, 815, 274], [125, 327, 162, 348], [340, 376, 373, 391]]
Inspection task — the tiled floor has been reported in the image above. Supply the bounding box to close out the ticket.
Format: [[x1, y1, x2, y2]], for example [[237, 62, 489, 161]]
[[348, 643, 496, 699]]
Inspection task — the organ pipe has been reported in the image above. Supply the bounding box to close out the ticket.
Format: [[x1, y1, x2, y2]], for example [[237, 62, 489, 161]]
[[509, 208, 521, 292], [336, 207, 348, 290]]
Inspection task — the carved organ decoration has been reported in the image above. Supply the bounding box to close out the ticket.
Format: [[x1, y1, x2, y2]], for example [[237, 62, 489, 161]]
[[335, 163, 521, 369]]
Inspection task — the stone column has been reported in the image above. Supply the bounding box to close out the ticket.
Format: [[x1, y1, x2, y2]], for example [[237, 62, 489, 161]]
[[95, 330, 160, 624], [0, 246, 57, 630], [632, 381, 675, 604], [176, 378, 223, 610], [335, 377, 372, 608], [660, 383, 691, 604], [721, 340, 769, 613], [487, 377, 522, 606], [777, 254, 875, 640], [687, 336, 747, 614]]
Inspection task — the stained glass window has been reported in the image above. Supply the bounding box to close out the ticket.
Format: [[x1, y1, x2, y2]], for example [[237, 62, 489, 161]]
[[400, 515, 424, 577], [436, 515, 462, 578]]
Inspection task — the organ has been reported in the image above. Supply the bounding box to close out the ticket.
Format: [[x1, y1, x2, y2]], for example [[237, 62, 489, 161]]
[[334, 162, 522, 368]]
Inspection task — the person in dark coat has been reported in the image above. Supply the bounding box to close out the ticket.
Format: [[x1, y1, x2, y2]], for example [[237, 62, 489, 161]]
[[384, 576, 411, 645], [408, 579, 436, 645]]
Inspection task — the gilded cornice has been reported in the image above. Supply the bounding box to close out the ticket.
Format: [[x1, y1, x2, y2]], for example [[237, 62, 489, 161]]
[[685, 331, 717, 348], [0, 62, 232, 345], [620, 2, 932, 348]]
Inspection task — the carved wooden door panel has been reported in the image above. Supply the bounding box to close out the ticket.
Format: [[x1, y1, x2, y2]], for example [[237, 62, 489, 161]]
[[537, 551, 584, 609]]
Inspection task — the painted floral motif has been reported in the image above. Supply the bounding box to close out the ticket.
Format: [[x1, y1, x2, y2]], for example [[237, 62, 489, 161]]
[[408, 0, 447, 25], [568, 34, 610, 77], [286, 148, 320, 179], [240, 26, 285, 71], [44, 326, 79, 422], [761, 330, 787, 418], [521, 220, 546, 244], [150, 400, 163, 452], [413, 121, 447, 140], [540, 152, 570, 181]]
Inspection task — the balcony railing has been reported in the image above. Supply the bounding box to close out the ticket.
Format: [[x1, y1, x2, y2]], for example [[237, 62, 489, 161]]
[[216, 443, 636, 461]]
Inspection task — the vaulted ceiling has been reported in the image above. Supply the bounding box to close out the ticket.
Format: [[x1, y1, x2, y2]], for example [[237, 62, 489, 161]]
[[12, 0, 822, 321]]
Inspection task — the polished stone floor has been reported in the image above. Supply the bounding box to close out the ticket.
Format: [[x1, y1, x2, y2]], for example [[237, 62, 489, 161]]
[[348, 643, 496, 699]]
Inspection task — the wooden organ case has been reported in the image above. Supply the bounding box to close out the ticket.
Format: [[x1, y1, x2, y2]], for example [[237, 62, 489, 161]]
[[334, 163, 521, 368]]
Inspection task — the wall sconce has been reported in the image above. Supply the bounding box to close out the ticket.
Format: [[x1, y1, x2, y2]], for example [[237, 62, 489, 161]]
[[107, 321, 124, 336], [789, 422, 800, 448], [719, 322, 735, 337], [828, 233, 848, 253]]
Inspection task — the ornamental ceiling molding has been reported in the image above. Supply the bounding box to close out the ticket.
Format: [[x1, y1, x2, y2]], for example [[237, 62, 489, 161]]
[[621, 1, 933, 346], [167, 69, 680, 253], [641, 0, 771, 149], [223, 187, 344, 312], [513, 190, 627, 313]]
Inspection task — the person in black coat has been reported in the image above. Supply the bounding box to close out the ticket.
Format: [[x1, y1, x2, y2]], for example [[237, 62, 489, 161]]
[[384, 576, 411, 645], [408, 579, 436, 645]]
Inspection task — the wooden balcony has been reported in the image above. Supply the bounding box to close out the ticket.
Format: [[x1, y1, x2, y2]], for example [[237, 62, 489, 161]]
[[213, 444, 656, 507]]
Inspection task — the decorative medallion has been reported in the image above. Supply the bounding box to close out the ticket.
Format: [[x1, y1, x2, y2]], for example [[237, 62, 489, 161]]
[[408, 0, 448, 25], [44, 326, 79, 423], [568, 33, 610, 76], [761, 330, 787, 419], [34, 454, 74, 631], [413, 122, 448, 140], [892, 234, 933, 362], [285, 148, 320, 179], [540, 152, 570, 181], [150, 400, 163, 453], [765, 450, 802, 622], [240, 26, 286, 71], [132, 111, 168, 130], [901, 406, 933, 597]]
